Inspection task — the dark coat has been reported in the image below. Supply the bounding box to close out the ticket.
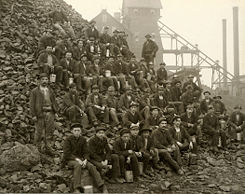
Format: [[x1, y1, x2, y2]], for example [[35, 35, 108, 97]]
[[100, 33, 111, 44], [113, 137, 135, 156], [63, 91, 84, 111], [88, 135, 111, 161], [135, 135, 154, 152], [211, 100, 226, 115], [85, 93, 106, 107], [203, 112, 219, 131], [123, 111, 143, 127], [142, 39, 158, 58], [30, 86, 58, 118], [63, 135, 89, 164], [151, 94, 168, 110], [200, 98, 213, 114], [37, 52, 59, 67], [151, 128, 174, 149], [181, 112, 198, 129], [118, 94, 135, 111], [156, 67, 167, 82], [60, 58, 77, 73], [169, 126, 191, 144], [229, 111, 245, 127], [86, 27, 99, 40]]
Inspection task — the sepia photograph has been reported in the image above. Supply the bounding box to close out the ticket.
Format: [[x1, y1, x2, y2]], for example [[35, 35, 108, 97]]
[[0, 0, 244, 193]]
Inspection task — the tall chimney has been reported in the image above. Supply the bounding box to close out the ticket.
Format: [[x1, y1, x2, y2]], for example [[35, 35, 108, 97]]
[[222, 19, 227, 87], [233, 7, 240, 78]]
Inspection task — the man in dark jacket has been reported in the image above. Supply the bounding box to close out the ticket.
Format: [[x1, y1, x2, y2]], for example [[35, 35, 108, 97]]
[[212, 96, 226, 116], [113, 128, 142, 182], [86, 20, 99, 40], [156, 62, 167, 83], [63, 83, 89, 129], [200, 91, 213, 115], [30, 73, 58, 156], [37, 45, 63, 84], [62, 123, 108, 193], [88, 127, 125, 184], [182, 74, 202, 99], [169, 115, 193, 152], [141, 34, 158, 64], [229, 105, 245, 142], [136, 126, 162, 175], [203, 105, 222, 152], [151, 117, 184, 175], [123, 102, 143, 128]]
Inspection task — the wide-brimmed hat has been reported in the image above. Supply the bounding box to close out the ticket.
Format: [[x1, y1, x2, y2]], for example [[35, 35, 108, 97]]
[[159, 117, 167, 124], [71, 123, 82, 129], [203, 91, 211, 95], [139, 126, 151, 135], [129, 101, 139, 108], [95, 126, 106, 133]]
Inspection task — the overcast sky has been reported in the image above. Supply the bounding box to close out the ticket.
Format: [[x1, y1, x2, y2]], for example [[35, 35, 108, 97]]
[[64, 0, 245, 86]]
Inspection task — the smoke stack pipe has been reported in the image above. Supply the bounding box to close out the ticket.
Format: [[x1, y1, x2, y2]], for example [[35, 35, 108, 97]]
[[222, 19, 227, 87], [233, 7, 240, 79]]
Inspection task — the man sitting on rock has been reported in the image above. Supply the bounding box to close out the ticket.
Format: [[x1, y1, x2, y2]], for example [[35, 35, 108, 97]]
[[113, 128, 142, 182], [63, 83, 89, 129], [62, 123, 108, 193], [88, 126, 125, 184], [151, 117, 184, 175]]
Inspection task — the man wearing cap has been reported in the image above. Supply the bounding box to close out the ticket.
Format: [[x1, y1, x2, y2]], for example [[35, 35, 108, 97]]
[[211, 96, 226, 116], [103, 56, 120, 92], [142, 34, 158, 64], [111, 29, 122, 49], [37, 45, 63, 85], [118, 86, 136, 113], [200, 91, 213, 115], [104, 86, 120, 128], [123, 101, 143, 128], [229, 105, 245, 142], [62, 123, 108, 193], [114, 54, 128, 92], [181, 104, 200, 151], [136, 126, 162, 175], [60, 50, 77, 89], [151, 86, 169, 111], [86, 85, 109, 126], [182, 74, 202, 99], [164, 81, 174, 101], [72, 40, 86, 61], [100, 26, 112, 44], [151, 117, 184, 175], [30, 73, 59, 156], [85, 37, 99, 61], [203, 105, 220, 152], [156, 62, 168, 83], [88, 126, 125, 184], [181, 85, 195, 108], [86, 20, 99, 40], [146, 106, 163, 128], [63, 83, 89, 129], [113, 128, 142, 182], [169, 116, 194, 152]]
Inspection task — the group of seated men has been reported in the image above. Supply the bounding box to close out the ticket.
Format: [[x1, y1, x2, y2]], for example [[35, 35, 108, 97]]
[[32, 20, 245, 193]]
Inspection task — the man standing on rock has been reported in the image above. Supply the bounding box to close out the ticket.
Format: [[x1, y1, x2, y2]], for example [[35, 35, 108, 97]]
[[141, 34, 158, 64], [30, 73, 59, 156]]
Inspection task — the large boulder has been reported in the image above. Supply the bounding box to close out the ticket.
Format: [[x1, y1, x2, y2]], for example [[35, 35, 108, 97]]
[[0, 142, 40, 172]]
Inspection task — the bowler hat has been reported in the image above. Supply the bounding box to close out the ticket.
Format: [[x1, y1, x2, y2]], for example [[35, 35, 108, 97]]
[[172, 115, 181, 122], [203, 91, 211, 95], [145, 34, 152, 38]]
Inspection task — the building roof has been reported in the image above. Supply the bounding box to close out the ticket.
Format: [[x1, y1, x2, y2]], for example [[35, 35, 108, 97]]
[[92, 9, 132, 35], [123, 0, 162, 9]]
